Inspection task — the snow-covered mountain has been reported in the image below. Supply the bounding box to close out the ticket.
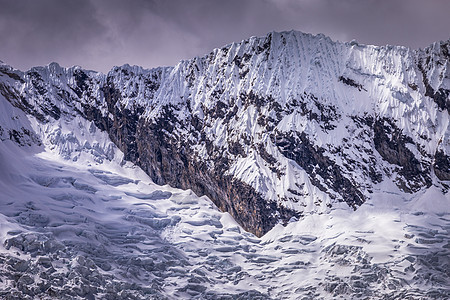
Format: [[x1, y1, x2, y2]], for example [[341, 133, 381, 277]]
[[1, 31, 449, 236], [0, 30, 449, 299]]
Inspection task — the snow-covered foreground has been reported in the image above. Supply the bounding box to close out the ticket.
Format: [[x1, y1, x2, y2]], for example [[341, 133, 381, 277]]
[[0, 135, 449, 299]]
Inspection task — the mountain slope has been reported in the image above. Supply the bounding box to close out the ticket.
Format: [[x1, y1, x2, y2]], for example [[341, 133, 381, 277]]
[[0, 70, 449, 299], [0, 31, 449, 238]]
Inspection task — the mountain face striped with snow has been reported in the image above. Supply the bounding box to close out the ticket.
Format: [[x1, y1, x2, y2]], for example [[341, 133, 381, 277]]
[[1, 31, 449, 237], [0, 31, 449, 299]]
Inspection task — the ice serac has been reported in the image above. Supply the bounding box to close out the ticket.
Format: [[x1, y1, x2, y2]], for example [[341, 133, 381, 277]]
[[1, 30, 449, 237]]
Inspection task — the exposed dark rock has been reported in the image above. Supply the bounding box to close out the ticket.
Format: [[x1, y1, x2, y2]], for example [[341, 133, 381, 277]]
[[242, 91, 269, 109], [0, 82, 46, 123], [434, 150, 450, 181], [338, 76, 366, 91], [257, 143, 277, 166], [273, 131, 365, 208], [418, 59, 450, 112], [373, 118, 432, 192], [432, 88, 450, 112], [0, 67, 24, 82], [207, 100, 228, 119], [28, 71, 47, 96], [408, 83, 418, 91], [72, 69, 90, 97], [40, 100, 61, 120], [229, 140, 246, 157], [80, 103, 112, 132], [289, 94, 340, 131], [100, 81, 144, 163], [7, 128, 41, 147]]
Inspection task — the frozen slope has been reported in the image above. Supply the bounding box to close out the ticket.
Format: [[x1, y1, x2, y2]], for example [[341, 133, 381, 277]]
[[0, 92, 449, 299], [1, 30, 448, 236], [0, 95, 267, 299], [0, 31, 448, 299], [1, 31, 449, 236]]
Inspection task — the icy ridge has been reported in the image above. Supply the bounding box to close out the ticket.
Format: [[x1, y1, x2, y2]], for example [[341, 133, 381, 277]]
[[0, 91, 449, 299], [155, 31, 448, 153], [0, 31, 449, 298], [135, 31, 448, 210], [0, 30, 448, 234]]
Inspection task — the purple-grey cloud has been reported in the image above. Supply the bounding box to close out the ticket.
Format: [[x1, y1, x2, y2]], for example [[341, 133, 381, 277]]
[[0, 0, 449, 73]]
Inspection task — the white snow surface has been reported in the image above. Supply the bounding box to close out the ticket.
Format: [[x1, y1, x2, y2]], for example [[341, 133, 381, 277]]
[[1, 30, 448, 213], [1, 70, 449, 299], [0, 30, 449, 298]]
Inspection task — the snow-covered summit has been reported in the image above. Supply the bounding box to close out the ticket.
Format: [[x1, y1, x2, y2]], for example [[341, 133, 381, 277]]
[[0, 30, 449, 236], [0, 30, 449, 299]]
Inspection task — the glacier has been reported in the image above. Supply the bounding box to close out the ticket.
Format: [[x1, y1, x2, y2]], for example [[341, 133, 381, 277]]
[[0, 30, 449, 299]]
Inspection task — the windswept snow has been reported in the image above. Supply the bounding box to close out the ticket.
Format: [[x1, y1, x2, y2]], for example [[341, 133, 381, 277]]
[[1, 135, 449, 299], [0, 91, 449, 299], [0, 30, 449, 299]]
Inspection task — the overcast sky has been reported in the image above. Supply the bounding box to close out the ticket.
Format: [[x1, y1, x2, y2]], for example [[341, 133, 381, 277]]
[[1, 0, 449, 73]]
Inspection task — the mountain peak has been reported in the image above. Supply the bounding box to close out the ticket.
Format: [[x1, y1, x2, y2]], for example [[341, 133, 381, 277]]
[[0, 30, 449, 299], [0, 30, 448, 237]]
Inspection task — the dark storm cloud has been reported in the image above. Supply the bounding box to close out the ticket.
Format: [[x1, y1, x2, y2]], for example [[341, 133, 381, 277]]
[[1, 0, 449, 73], [0, 0, 108, 68]]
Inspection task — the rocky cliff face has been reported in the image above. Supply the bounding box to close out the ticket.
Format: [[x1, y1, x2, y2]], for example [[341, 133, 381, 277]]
[[0, 31, 449, 236]]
